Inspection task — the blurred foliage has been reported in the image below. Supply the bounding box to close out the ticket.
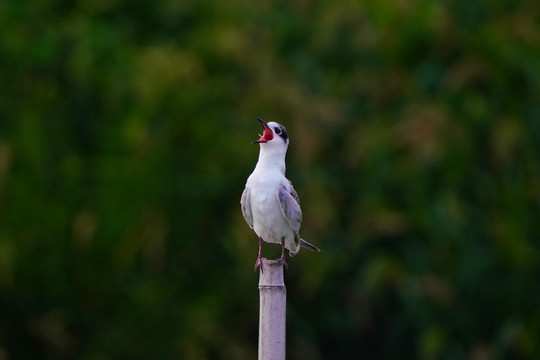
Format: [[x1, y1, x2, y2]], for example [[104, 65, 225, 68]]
[[1, 0, 540, 359]]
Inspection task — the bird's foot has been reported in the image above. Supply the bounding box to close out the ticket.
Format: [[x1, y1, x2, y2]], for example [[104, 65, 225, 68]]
[[255, 237, 264, 272], [254, 256, 265, 273], [279, 238, 288, 269], [278, 254, 288, 270]]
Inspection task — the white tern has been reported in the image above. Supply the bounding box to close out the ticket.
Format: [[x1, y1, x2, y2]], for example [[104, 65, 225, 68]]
[[241, 118, 320, 271]]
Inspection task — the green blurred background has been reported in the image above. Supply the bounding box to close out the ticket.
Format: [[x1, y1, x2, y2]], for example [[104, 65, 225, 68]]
[[1, 0, 540, 359]]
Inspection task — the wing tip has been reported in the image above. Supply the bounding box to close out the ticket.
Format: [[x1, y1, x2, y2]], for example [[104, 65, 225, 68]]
[[300, 239, 321, 252]]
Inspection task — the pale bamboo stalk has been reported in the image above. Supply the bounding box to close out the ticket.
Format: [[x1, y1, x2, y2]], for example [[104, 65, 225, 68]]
[[258, 258, 286, 360]]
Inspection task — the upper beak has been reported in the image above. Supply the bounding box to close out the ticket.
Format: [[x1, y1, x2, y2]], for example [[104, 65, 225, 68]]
[[251, 117, 274, 144]]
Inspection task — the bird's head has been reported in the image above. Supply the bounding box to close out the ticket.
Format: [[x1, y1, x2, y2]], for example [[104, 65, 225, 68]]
[[251, 118, 289, 148]]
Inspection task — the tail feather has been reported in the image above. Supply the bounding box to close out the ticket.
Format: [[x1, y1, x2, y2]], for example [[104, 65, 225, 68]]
[[300, 238, 321, 252]]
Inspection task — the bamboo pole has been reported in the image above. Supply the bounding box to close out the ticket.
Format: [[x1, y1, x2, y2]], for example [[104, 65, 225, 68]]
[[258, 258, 286, 360]]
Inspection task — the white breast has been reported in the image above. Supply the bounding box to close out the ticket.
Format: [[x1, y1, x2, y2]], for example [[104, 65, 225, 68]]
[[247, 172, 297, 251]]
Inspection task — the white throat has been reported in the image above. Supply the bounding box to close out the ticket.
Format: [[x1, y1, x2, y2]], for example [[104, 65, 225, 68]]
[[255, 143, 288, 175]]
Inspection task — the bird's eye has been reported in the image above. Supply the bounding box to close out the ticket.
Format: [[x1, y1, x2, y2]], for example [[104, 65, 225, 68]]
[[275, 128, 281, 135]]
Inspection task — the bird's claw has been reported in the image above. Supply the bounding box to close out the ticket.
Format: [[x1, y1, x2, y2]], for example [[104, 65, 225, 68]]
[[254, 257, 264, 273], [279, 238, 288, 270], [278, 255, 288, 270]]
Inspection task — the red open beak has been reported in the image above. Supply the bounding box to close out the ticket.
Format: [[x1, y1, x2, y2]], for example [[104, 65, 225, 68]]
[[251, 118, 274, 144]]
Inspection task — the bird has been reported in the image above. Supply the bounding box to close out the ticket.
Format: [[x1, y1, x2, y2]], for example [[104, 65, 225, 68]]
[[241, 117, 320, 272]]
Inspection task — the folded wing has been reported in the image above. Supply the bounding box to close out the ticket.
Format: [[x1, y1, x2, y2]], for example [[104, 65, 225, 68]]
[[276, 183, 302, 248], [241, 186, 253, 229]]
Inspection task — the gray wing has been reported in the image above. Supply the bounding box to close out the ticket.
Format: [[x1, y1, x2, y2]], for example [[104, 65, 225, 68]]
[[276, 183, 303, 234], [241, 186, 253, 229], [289, 180, 301, 206]]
